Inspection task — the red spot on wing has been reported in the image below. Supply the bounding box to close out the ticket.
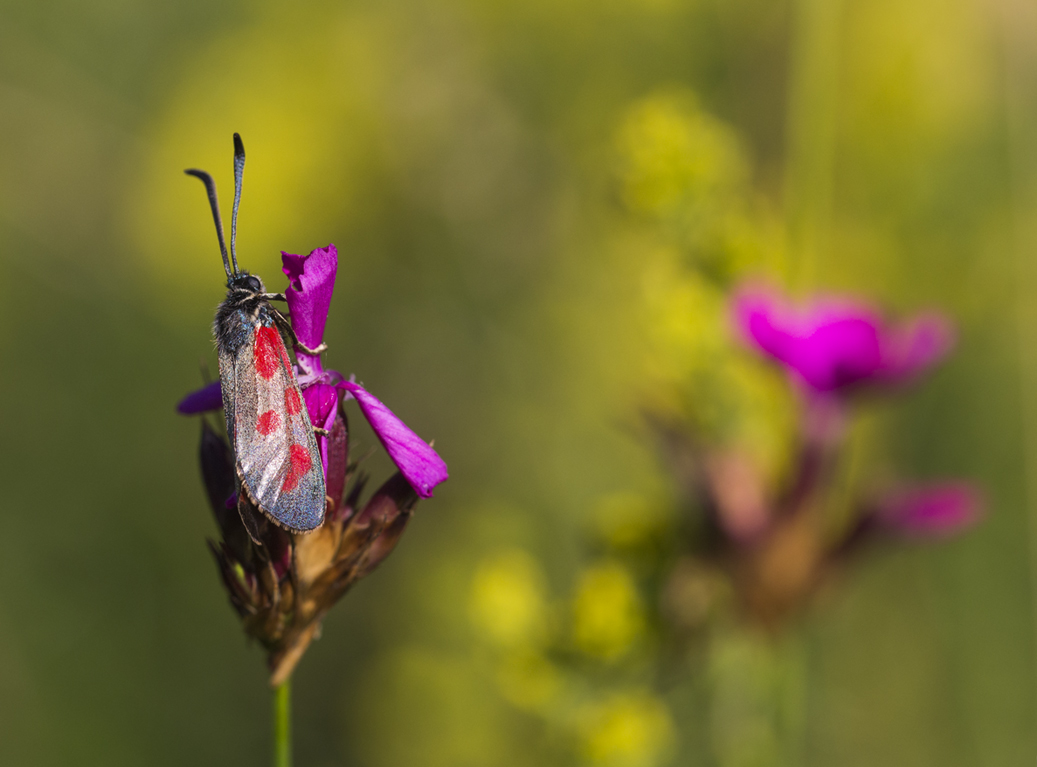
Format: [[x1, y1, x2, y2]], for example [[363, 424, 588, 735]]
[[282, 444, 313, 493], [285, 388, 302, 415], [257, 410, 281, 436], [254, 326, 282, 380], [278, 339, 294, 370]]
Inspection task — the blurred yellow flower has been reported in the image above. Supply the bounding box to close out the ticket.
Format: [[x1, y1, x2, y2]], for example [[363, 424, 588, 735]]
[[578, 691, 674, 767], [572, 561, 645, 661], [615, 89, 746, 219], [469, 549, 549, 648]]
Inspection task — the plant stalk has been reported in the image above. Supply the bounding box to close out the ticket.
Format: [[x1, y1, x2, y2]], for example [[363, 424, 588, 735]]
[[273, 678, 292, 767]]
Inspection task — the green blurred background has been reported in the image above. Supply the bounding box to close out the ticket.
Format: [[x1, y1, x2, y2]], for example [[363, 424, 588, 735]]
[[0, 0, 1034, 764]]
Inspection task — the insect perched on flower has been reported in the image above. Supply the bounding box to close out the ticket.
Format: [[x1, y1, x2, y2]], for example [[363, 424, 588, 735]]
[[186, 134, 326, 532], [178, 137, 448, 683]]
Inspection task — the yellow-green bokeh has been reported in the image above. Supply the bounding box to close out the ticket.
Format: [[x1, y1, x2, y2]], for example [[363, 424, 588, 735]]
[[0, 0, 1032, 764]]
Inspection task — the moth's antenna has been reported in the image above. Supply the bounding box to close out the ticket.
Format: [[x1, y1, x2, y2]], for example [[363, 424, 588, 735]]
[[230, 133, 245, 276], [185, 168, 233, 281]]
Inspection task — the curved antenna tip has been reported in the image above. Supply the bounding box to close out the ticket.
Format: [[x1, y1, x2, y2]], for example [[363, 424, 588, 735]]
[[185, 167, 232, 280], [230, 134, 246, 274]]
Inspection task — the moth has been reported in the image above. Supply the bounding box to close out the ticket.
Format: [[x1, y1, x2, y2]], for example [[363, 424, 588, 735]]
[[186, 134, 326, 533]]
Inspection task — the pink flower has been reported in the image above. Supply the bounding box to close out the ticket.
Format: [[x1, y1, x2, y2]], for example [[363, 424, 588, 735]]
[[732, 285, 954, 395]]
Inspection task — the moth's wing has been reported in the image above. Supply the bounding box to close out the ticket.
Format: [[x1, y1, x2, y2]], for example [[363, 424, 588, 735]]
[[218, 349, 237, 444], [231, 321, 326, 532]]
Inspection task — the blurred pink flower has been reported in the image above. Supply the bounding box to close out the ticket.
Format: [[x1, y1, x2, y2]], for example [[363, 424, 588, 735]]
[[732, 285, 954, 395]]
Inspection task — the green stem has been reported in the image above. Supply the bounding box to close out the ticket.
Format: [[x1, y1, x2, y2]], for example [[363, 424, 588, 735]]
[[707, 628, 807, 767], [273, 679, 292, 767]]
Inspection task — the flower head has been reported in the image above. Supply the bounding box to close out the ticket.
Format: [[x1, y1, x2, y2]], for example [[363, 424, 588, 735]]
[[644, 282, 976, 631], [732, 285, 954, 395], [280, 244, 448, 497]]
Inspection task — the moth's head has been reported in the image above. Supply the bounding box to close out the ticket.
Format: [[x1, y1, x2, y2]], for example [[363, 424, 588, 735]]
[[228, 270, 265, 294]]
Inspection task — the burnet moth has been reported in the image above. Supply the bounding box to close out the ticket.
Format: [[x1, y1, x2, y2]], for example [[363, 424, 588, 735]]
[[186, 134, 326, 533]]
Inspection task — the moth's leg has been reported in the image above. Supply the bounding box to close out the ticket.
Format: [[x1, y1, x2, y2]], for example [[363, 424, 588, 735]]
[[313, 427, 331, 436], [260, 292, 287, 302], [272, 310, 328, 356], [270, 310, 295, 348]]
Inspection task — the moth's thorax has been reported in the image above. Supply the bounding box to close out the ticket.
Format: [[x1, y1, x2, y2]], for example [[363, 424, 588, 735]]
[[214, 269, 275, 357]]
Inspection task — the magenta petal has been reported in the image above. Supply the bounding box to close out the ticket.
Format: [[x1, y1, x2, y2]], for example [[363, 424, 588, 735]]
[[878, 482, 984, 538], [338, 381, 448, 498], [177, 380, 224, 414], [302, 383, 340, 478], [732, 287, 795, 363], [879, 312, 955, 384], [791, 317, 882, 391], [282, 244, 338, 374]]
